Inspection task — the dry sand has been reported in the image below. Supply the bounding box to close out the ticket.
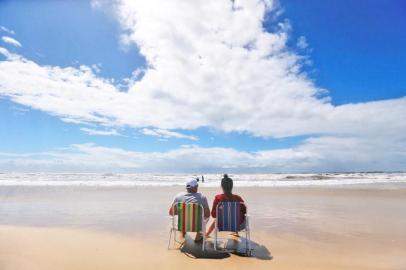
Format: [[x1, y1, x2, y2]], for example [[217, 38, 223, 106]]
[[1, 185, 406, 269]]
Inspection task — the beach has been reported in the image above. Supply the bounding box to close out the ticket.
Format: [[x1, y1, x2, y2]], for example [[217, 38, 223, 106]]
[[1, 184, 406, 270], [1, 0, 406, 269]]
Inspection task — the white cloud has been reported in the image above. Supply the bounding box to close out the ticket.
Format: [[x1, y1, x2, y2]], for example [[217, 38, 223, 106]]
[[1, 36, 22, 47], [91, 63, 102, 74], [0, 26, 15, 35], [80, 127, 121, 136], [0, 0, 405, 139], [141, 128, 198, 141], [297, 36, 308, 49], [0, 139, 405, 172], [0, 0, 405, 172]]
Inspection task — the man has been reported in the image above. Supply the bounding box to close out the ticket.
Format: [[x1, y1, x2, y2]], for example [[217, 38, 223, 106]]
[[169, 179, 210, 242]]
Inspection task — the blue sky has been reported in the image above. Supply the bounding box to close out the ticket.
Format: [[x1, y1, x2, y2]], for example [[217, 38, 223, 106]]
[[280, 0, 406, 105], [0, 0, 405, 172]]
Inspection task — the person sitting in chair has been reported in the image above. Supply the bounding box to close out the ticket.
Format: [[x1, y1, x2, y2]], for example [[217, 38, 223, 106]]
[[169, 179, 210, 242], [206, 174, 247, 237]]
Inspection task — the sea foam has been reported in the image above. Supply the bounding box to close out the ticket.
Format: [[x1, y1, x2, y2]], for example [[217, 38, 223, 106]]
[[0, 172, 405, 187]]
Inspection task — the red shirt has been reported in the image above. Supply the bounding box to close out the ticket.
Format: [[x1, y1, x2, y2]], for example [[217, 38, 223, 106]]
[[211, 193, 247, 224]]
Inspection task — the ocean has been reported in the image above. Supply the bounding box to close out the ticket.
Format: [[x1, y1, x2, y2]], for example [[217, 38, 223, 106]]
[[0, 172, 405, 187]]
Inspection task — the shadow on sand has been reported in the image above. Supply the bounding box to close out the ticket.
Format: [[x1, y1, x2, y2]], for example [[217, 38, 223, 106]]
[[180, 234, 272, 260]]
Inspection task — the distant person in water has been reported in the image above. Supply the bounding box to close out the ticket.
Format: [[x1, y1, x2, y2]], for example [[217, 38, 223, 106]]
[[168, 179, 210, 242], [206, 174, 247, 237]]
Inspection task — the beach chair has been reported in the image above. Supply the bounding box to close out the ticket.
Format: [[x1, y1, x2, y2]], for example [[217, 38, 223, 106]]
[[168, 202, 207, 251], [214, 201, 252, 256]]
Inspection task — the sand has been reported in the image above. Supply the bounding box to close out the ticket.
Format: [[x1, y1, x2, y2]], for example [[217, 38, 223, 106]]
[[1, 185, 406, 269]]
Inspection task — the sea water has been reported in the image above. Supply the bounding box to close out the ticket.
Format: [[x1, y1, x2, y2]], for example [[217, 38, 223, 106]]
[[0, 172, 405, 187]]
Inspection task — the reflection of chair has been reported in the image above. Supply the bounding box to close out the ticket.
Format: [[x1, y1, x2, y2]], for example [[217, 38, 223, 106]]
[[168, 202, 207, 251], [214, 202, 253, 256]]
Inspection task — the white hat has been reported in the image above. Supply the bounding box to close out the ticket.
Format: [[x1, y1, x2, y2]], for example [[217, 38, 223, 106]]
[[186, 179, 198, 188]]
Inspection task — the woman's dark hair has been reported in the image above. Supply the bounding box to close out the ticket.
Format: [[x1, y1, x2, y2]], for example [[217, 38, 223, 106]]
[[221, 174, 233, 195]]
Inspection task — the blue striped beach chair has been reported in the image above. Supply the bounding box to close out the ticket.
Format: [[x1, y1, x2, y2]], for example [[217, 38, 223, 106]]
[[168, 202, 207, 251], [214, 201, 252, 256]]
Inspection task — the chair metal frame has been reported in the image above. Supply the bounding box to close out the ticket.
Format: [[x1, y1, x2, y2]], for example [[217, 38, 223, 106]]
[[214, 201, 253, 256], [168, 202, 207, 251]]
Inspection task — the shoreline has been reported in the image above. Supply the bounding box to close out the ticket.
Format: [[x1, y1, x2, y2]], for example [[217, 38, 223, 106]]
[[2, 181, 406, 189], [1, 172, 405, 188]]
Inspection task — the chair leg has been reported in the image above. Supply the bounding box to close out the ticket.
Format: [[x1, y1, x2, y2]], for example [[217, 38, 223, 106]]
[[246, 217, 252, 256], [201, 220, 206, 252], [245, 228, 248, 255], [168, 229, 173, 250], [214, 226, 218, 251], [202, 232, 206, 252], [173, 230, 177, 249]]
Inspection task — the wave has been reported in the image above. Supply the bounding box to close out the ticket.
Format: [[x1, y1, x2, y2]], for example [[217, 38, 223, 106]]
[[0, 172, 405, 187]]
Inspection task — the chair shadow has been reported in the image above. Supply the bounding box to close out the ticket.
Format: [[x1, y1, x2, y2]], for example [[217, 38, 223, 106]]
[[180, 234, 231, 259], [180, 234, 272, 260], [231, 236, 273, 260]]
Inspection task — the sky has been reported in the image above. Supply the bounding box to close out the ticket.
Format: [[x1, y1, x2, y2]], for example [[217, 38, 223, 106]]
[[0, 0, 405, 173]]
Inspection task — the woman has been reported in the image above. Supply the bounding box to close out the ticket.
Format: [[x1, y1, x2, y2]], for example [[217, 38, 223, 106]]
[[206, 174, 247, 237]]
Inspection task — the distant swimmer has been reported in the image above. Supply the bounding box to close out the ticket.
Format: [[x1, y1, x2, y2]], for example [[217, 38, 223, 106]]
[[201, 175, 205, 183]]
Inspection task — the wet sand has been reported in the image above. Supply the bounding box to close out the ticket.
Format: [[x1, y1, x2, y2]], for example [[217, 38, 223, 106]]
[[1, 185, 406, 269]]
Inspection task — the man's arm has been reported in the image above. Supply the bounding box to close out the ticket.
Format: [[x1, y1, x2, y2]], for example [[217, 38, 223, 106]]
[[169, 197, 178, 216], [203, 197, 210, 219], [168, 205, 175, 216], [169, 203, 179, 215], [204, 207, 210, 219]]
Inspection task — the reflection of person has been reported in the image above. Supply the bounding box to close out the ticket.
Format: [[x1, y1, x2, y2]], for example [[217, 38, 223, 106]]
[[206, 174, 247, 237], [168, 179, 210, 242]]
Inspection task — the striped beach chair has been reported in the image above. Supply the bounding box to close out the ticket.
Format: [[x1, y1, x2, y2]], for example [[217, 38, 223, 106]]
[[214, 201, 252, 256], [168, 202, 207, 251]]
